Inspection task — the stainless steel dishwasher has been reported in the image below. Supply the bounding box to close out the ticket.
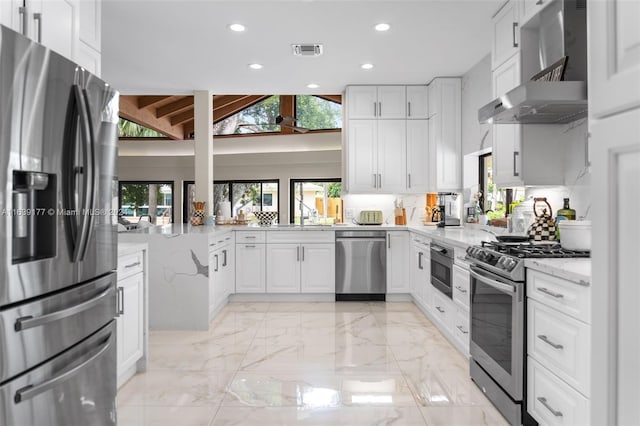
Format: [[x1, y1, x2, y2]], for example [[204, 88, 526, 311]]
[[335, 230, 386, 301]]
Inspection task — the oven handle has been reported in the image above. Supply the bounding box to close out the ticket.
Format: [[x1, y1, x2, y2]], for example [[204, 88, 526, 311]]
[[469, 266, 516, 293]]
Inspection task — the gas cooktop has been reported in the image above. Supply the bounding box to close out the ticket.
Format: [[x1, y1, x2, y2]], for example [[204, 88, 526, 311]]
[[466, 240, 590, 281]]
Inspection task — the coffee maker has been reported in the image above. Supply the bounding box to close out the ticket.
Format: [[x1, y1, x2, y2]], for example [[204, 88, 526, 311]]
[[434, 192, 462, 227]]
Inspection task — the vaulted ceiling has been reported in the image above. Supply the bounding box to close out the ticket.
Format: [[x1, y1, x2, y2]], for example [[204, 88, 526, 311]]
[[120, 94, 342, 140]]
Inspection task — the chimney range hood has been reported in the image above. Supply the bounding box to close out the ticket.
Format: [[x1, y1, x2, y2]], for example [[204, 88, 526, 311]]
[[479, 0, 587, 125]]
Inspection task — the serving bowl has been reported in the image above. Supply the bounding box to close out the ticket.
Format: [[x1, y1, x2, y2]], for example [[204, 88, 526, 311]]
[[253, 211, 278, 226]]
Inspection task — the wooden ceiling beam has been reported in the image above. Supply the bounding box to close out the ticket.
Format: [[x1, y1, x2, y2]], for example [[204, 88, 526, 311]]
[[120, 96, 183, 140], [280, 95, 295, 134], [156, 96, 194, 118], [137, 95, 171, 109], [213, 95, 252, 111], [170, 108, 195, 126], [182, 120, 194, 139], [213, 95, 269, 122]]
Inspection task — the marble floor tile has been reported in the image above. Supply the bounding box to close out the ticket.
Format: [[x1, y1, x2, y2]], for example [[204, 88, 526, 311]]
[[117, 406, 217, 426], [118, 302, 508, 426], [222, 371, 416, 407], [211, 406, 428, 425]]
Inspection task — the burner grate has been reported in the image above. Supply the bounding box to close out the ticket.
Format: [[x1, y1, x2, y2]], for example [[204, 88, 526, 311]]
[[480, 240, 590, 258]]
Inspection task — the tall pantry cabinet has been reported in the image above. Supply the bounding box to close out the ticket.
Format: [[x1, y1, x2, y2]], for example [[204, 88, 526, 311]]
[[589, 1, 640, 425]]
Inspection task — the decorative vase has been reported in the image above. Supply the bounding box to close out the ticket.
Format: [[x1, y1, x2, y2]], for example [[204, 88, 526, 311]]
[[191, 201, 206, 226]]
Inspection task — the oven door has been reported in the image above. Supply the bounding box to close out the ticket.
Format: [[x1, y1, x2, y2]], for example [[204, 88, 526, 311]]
[[430, 248, 452, 297], [469, 265, 524, 401]]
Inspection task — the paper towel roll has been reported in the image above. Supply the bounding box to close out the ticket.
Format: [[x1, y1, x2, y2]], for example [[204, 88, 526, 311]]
[[217, 201, 231, 219]]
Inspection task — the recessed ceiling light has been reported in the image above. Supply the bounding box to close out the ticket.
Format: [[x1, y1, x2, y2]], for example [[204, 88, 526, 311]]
[[228, 23, 246, 32], [248, 63, 263, 70], [307, 83, 319, 89], [361, 63, 374, 70], [375, 23, 390, 32]]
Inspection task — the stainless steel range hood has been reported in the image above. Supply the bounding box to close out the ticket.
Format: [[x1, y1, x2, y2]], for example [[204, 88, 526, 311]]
[[479, 0, 587, 124]]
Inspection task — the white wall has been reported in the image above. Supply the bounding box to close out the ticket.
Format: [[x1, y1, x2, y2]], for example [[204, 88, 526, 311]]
[[117, 150, 342, 224]]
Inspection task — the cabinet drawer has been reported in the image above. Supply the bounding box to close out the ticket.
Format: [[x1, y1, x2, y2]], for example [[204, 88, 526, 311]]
[[452, 264, 470, 309], [527, 269, 590, 323], [118, 251, 144, 280], [266, 231, 334, 244], [528, 357, 590, 426], [432, 289, 453, 332], [235, 231, 266, 243], [527, 299, 590, 396], [453, 304, 470, 354]]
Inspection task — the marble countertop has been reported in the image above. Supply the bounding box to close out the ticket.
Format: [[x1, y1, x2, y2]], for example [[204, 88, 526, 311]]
[[524, 258, 591, 285], [121, 223, 234, 236], [118, 242, 148, 257]]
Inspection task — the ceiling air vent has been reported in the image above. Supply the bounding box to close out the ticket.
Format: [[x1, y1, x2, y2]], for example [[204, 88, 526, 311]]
[[292, 44, 323, 57]]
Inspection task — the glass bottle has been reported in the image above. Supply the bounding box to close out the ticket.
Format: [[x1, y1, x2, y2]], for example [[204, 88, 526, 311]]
[[556, 198, 576, 239]]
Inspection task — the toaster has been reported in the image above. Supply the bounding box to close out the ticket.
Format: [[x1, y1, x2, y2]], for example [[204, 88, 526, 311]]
[[357, 210, 384, 225]]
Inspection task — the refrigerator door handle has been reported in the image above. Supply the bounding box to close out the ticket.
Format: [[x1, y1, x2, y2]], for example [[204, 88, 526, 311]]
[[13, 331, 112, 403], [14, 287, 111, 332], [72, 86, 96, 262]]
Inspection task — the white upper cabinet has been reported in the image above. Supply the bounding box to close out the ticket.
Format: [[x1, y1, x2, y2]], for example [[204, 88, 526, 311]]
[[35, 0, 78, 61], [492, 53, 523, 187], [78, 0, 100, 51], [377, 86, 406, 119], [346, 85, 406, 119], [589, 0, 640, 118], [0, 0, 20, 30], [428, 77, 462, 192], [492, 0, 520, 70], [406, 85, 429, 119], [406, 120, 430, 193], [377, 120, 406, 193], [347, 120, 378, 192], [519, 0, 552, 26]]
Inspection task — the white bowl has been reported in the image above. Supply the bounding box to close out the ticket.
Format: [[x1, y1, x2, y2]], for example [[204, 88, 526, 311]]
[[559, 220, 591, 250], [253, 211, 278, 226]]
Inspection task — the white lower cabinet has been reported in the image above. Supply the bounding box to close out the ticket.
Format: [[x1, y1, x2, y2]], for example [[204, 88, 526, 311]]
[[453, 304, 470, 356], [209, 233, 235, 316], [409, 234, 430, 308], [526, 269, 591, 425], [266, 243, 335, 293], [117, 272, 143, 379], [528, 357, 590, 426], [431, 289, 453, 333], [387, 231, 410, 293], [235, 243, 266, 293], [116, 244, 147, 388]]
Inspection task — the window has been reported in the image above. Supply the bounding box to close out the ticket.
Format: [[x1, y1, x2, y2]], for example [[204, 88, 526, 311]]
[[214, 96, 281, 135], [118, 181, 174, 225], [118, 118, 166, 138], [290, 179, 342, 224], [478, 153, 492, 212], [295, 96, 342, 131], [183, 180, 280, 223]]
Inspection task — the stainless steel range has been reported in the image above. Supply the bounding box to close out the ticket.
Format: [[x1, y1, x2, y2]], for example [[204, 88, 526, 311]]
[[465, 241, 589, 425]]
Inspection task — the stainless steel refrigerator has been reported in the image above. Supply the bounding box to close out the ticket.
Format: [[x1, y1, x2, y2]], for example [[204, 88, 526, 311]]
[[0, 24, 119, 425]]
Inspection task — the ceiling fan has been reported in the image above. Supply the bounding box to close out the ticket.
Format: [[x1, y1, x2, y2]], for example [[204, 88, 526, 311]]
[[238, 115, 309, 133]]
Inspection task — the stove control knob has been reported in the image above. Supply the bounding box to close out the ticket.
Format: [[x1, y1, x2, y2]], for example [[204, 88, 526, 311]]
[[497, 256, 516, 271]]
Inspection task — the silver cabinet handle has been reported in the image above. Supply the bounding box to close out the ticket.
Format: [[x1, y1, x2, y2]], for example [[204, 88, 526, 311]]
[[125, 261, 141, 269], [456, 325, 469, 334], [117, 287, 124, 316], [19, 6, 28, 36], [373, 102, 377, 117], [222, 249, 227, 267], [214, 254, 219, 272], [537, 397, 563, 417], [297, 246, 300, 261], [378, 102, 382, 117], [209, 243, 216, 247], [538, 287, 564, 298], [33, 12, 42, 43], [301, 246, 305, 261], [455, 285, 467, 294], [408, 173, 412, 188], [513, 151, 520, 177], [418, 251, 423, 270], [14, 330, 113, 403], [378, 174, 382, 188], [372, 173, 377, 188], [388, 235, 391, 249], [245, 245, 256, 248], [15, 287, 112, 331], [537, 335, 564, 350], [436, 306, 445, 313], [408, 101, 411, 117], [512, 22, 518, 48], [245, 236, 256, 239], [535, 0, 543, 4]]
